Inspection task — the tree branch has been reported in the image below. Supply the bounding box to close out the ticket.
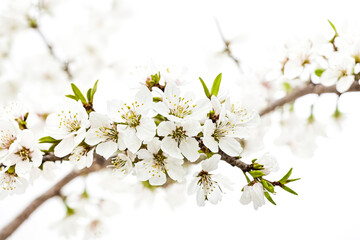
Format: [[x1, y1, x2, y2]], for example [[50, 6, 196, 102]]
[[0, 153, 108, 240], [215, 19, 243, 73], [33, 26, 73, 81], [259, 81, 360, 116]]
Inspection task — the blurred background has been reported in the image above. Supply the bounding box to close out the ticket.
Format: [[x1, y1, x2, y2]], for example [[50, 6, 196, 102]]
[[0, 0, 359, 239]]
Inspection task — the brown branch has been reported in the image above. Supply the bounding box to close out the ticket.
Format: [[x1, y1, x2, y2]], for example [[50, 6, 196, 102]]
[[215, 19, 243, 73], [0, 153, 108, 240], [259, 81, 360, 117], [33, 26, 73, 81], [218, 149, 252, 172]]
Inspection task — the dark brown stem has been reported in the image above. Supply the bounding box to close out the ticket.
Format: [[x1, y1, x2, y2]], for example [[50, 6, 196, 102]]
[[218, 149, 252, 172], [0, 153, 109, 240]]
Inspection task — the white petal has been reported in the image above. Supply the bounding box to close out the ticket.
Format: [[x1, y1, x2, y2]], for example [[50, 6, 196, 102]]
[[336, 75, 355, 93], [137, 149, 153, 160], [31, 149, 43, 167], [196, 188, 205, 207], [96, 141, 118, 159], [240, 186, 251, 205], [320, 69, 340, 86], [203, 120, 218, 152], [219, 137, 242, 157], [147, 138, 161, 154], [182, 120, 201, 137], [136, 118, 156, 141], [179, 137, 200, 162], [166, 157, 185, 182], [284, 59, 303, 79], [15, 160, 32, 174], [54, 136, 76, 157], [19, 130, 35, 149], [187, 177, 199, 195], [124, 128, 142, 153], [149, 171, 167, 186], [153, 102, 169, 117], [85, 128, 103, 146], [89, 112, 110, 128], [157, 121, 175, 137], [161, 137, 182, 159], [201, 154, 220, 172]]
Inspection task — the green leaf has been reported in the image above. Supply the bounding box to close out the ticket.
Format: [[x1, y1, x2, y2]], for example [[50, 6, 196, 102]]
[[249, 170, 265, 178], [264, 191, 276, 205], [243, 172, 251, 183], [261, 179, 275, 193], [199, 77, 211, 98], [282, 82, 292, 93], [39, 136, 60, 144], [287, 178, 301, 183], [86, 88, 92, 102], [281, 185, 298, 195], [65, 94, 79, 101], [71, 83, 87, 103], [315, 69, 325, 77], [90, 80, 99, 102], [210, 73, 222, 97], [328, 20, 338, 36], [279, 168, 293, 184]]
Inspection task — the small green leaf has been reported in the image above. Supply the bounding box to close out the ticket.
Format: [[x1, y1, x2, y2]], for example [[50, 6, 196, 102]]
[[86, 88, 92, 102], [264, 191, 276, 205], [315, 69, 325, 77], [199, 77, 211, 98], [210, 73, 222, 97], [279, 168, 293, 184], [282, 82, 292, 93], [65, 94, 79, 101], [90, 80, 99, 102], [39, 136, 60, 144], [243, 172, 251, 183], [287, 178, 301, 183], [281, 185, 298, 195], [249, 170, 265, 178], [328, 20, 338, 36], [71, 83, 87, 103], [261, 179, 275, 193]]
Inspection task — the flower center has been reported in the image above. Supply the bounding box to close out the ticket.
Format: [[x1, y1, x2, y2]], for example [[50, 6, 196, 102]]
[[59, 111, 82, 132], [171, 126, 187, 143], [118, 102, 143, 128], [0, 173, 17, 191], [16, 147, 31, 161], [167, 95, 196, 119], [99, 124, 118, 141], [197, 171, 218, 199], [111, 155, 130, 173], [212, 121, 234, 141], [0, 129, 16, 149], [153, 152, 166, 172]]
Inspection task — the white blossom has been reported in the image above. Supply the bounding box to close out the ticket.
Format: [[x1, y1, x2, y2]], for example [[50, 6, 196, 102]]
[[3, 130, 43, 174], [108, 151, 135, 177], [135, 138, 185, 186], [157, 119, 201, 162], [107, 86, 156, 153], [0, 119, 20, 162], [85, 112, 119, 159], [240, 182, 265, 210], [69, 146, 94, 169], [154, 82, 210, 122], [256, 153, 279, 175], [45, 100, 90, 157], [188, 154, 232, 206], [0, 169, 28, 199], [320, 53, 355, 93]]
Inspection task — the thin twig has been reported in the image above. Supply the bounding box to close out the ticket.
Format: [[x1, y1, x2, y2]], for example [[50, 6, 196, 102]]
[[215, 19, 243, 73], [33, 27, 73, 81]]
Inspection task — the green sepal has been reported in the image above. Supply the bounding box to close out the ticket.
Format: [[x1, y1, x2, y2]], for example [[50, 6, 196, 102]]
[[281, 185, 298, 195], [279, 168, 293, 184], [261, 179, 275, 193], [71, 83, 87, 104], [251, 158, 258, 163], [264, 191, 276, 205], [199, 77, 211, 98], [243, 171, 251, 183], [86, 88, 92, 102], [210, 73, 222, 97], [328, 20, 338, 36], [315, 69, 325, 77], [249, 170, 265, 178]]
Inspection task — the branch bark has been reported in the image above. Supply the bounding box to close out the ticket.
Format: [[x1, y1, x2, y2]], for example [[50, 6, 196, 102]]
[[259, 81, 360, 116], [0, 154, 108, 240]]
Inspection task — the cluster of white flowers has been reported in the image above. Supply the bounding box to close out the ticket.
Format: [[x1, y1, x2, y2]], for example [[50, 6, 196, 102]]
[[39, 78, 287, 208], [0, 103, 43, 199]]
